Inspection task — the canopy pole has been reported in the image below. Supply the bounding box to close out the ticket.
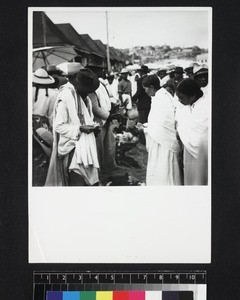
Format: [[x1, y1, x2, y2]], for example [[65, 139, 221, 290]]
[[106, 11, 111, 73]]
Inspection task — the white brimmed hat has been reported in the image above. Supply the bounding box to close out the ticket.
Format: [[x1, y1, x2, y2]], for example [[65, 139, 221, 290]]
[[120, 68, 129, 74], [57, 62, 83, 76], [32, 68, 55, 85], [166, 64, 176, 74], [33, 127, 53, 157], [193, 65, 208, 77]]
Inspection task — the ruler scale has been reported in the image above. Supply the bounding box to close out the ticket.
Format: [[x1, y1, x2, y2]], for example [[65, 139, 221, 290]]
[[33, 271, 206, 300]]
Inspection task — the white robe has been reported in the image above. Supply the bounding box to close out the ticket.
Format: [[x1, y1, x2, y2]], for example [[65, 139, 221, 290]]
[[45, 82, 99, 186], [176, 94, 209, 185], [144, 88, 183, 185]]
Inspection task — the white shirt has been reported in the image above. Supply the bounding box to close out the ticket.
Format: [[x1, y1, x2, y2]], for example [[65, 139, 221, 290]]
[[32, 86, 58, 119]]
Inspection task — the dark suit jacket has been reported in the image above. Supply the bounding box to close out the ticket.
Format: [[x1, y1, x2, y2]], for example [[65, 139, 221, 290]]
[[132, 76, 151, 111]]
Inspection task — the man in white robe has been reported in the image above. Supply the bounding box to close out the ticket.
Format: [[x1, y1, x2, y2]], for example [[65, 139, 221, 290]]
[[45, 68, 100, 186]]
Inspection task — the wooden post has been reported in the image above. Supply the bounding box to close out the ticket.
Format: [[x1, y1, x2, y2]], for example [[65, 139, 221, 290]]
[[106, 11, 111, 73]]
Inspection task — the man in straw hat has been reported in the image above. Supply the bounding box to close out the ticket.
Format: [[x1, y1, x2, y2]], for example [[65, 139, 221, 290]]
[[46, 64, 68, 89], [32, 68, 57, 120], [45, 68, 101, 186], [32, 68, 60, 158], [156, 66, 170, 87], [193, 64, 209, 96], [184, 62, 200, 78], [164, 66, 184, 96], [118, 68, 132, 109]]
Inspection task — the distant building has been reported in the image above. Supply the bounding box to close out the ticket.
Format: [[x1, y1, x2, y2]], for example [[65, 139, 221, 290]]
[[196, 53, 208, 64], [182, 47, 193, 53]]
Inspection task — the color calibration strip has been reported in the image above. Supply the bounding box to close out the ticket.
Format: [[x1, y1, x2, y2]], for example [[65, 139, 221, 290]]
[[33, 272, 206, 300], [46, 290, 193, 300]]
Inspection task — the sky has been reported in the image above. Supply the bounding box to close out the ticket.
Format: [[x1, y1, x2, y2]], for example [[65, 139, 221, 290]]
[[43, 8, 210, 49]]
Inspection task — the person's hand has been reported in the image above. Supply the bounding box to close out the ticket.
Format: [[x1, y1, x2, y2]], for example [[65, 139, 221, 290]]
[[108, 113, 121, 121], [80, 125, 96, 134], [118, 106, 126, 116], [93, 126, 101, 137], [135, 122, 147, 131]]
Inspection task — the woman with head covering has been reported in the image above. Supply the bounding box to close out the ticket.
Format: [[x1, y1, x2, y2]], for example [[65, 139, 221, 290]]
[[45, 68, 101, 186], [176, 78, 209, 185], [141, 74, 183, 185]]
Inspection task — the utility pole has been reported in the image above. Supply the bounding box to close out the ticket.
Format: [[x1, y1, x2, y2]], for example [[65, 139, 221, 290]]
[[106, 11, 111, 73]]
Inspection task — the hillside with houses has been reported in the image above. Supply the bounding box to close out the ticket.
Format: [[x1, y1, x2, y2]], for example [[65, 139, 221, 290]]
[[121, 44, 208, 65]]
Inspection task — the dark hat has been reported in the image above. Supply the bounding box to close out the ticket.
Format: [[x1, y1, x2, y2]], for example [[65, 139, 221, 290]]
[[184, 62, 199, 72], [176, 78, 202, 97], [46, 64, 63, 75], [174, 66, 184, 74], [74, 68, 100, 93], [48, 75, 68, 89], [87, 55, 105, 68], [138, 65, 150, 73]]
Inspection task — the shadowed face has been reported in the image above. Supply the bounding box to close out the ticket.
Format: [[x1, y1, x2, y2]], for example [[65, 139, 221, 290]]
[[121, 73, 128, 79], [158, 70, 167, 79], [176, 91, 196, 106], [194, 73, 208, 87], [107, 76, 114, 84], [174, 72, 183, 81], [143, 85, 156, 97]]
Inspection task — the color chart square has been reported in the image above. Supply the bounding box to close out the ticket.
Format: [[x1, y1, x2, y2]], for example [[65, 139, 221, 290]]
[[146, 291, 162, 300], [63, 291, 80, 300], [129, 291, 145, 300], [162, 291, 179, 300], [179, 291, 193, 300], [96, 291, 113, 300], [113, 291, 129, 300], [80, 291, 96, 300], [47, 291, 63, 300]]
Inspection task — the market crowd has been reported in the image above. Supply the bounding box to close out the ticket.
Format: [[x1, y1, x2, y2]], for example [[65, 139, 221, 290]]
[[32, 59, 209, 186]]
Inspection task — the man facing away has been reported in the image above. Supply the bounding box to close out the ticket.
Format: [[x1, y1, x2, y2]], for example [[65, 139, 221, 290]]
[[87, 59, 118, 173], [132, 65, 152, 124]]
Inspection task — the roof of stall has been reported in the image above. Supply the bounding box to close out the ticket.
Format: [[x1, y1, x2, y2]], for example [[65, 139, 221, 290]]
[[33, 12, 73, 48]]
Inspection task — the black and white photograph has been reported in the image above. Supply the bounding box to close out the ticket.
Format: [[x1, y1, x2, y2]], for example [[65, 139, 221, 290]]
[[28, 7, 212, 264], [30, 8, 211, 187], [2, 1, 240, 299]]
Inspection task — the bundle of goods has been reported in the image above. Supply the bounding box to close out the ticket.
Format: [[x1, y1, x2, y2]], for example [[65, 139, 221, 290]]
[[106, 173, 145, 186]]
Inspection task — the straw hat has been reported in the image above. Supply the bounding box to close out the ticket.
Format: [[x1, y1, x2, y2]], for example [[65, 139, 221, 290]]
[[120, 68, 130, 74], [193, 65, 208, 77], [166, 64, 176, 74], [57, 62, 83, 76], [32, 68, 54, 85], [158, 67, 168, 72], [33, 127, 53, 157]]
